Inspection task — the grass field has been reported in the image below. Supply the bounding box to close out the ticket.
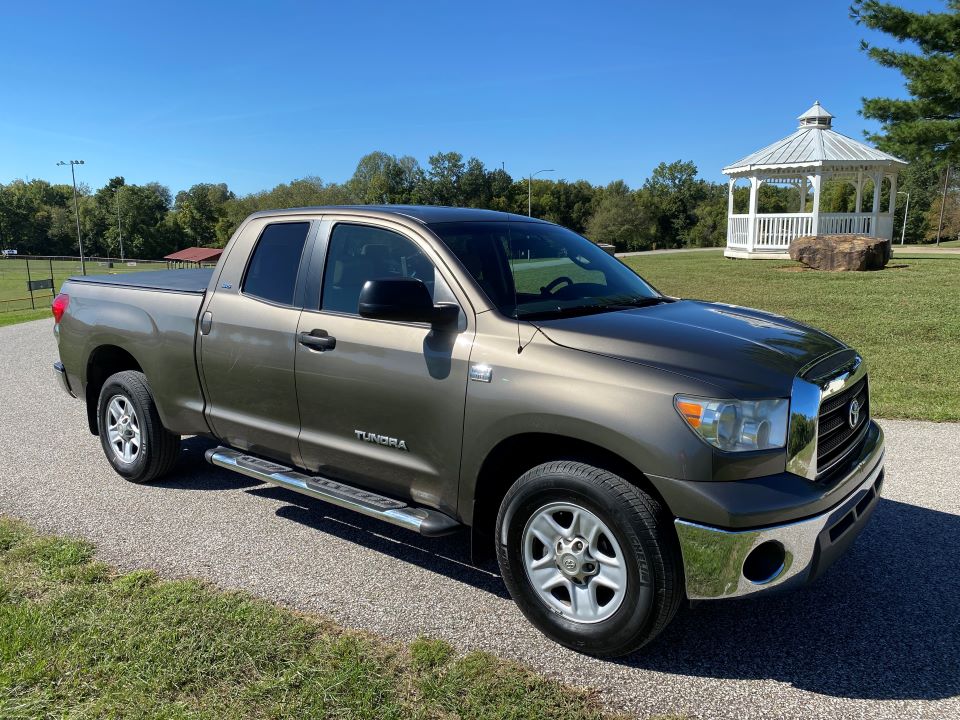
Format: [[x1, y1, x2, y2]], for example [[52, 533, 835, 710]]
[[0, 517, 640, 720], [0, 258, 166, 313], [624, 250, 960, 422]]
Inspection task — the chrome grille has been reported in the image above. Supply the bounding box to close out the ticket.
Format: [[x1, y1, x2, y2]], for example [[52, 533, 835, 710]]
[[816, 375, 869, 477]]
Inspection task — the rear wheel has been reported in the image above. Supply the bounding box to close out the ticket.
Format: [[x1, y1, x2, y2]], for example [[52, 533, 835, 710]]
[[495, 461, 683, 657], [97, 371, 180, 483]]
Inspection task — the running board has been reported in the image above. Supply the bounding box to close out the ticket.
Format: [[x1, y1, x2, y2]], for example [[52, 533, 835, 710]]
[[204, 446, 460, 537]]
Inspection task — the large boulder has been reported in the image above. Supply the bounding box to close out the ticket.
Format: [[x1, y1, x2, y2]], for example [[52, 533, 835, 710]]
[[789, 234, 890, 271]]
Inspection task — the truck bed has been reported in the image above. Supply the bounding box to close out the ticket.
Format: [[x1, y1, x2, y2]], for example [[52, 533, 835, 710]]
[[66, 268, 212, 294], [57, 268, 212, 436]]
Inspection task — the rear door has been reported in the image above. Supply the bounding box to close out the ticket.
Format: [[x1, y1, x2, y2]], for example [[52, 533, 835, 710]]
[[199, 218, 315, 465], [294, 217, 474, 514]]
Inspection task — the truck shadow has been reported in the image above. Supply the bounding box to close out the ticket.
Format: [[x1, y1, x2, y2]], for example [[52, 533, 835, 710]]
[[167, 437, 508, 598], [169, 439, 958, 701], [628, 497, 960, 702]]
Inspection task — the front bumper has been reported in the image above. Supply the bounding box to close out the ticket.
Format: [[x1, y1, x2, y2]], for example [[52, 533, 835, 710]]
[[675, 422, 884, 600], [53, 361, 75, 397]]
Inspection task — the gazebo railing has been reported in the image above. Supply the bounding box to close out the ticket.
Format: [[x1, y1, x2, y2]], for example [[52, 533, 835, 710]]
[[727, 215, 749, 246], [819, 213, 873, 235], [756, 213, 814, 249], [727, 211, 896, 254]]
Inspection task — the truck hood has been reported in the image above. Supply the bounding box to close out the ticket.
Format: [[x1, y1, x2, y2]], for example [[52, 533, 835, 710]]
[[536, 299, 845, 398]]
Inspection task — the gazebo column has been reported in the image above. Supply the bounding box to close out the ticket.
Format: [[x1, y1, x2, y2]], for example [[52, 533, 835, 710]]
[[811, 174, 822, 235], [726, 179, 735, 245], [747, 177, 759, 251], [871, 171, 882, 235]]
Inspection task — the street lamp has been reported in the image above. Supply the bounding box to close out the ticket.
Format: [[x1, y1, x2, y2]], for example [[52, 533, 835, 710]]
[[56, 160, 86, 275], [896, 191, 910, 246], [114, 185, 125, 262], [528, 168, 554, 217]]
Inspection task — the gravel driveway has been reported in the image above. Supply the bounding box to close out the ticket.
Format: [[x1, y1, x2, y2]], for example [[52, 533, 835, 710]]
[[2, 318, 958, 719]]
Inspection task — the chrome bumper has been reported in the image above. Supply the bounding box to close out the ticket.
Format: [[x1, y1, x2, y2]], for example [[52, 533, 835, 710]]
[[675, 427, 884, 600], [53, 361, 74, 397]]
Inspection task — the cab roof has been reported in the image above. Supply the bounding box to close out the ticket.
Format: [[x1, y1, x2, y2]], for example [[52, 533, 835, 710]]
[[247, 205, 548, 225]]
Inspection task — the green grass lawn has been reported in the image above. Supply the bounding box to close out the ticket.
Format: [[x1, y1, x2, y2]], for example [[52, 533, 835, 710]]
[[0, 258, 165, 313], [624, 250, 960, 422], [0, 308, 50, 328], [0, 517, 642, 720]]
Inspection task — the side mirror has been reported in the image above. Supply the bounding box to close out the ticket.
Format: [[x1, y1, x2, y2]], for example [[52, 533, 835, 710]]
[[358, 278, 459, 328]]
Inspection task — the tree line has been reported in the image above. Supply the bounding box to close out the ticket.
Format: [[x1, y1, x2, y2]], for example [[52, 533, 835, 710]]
[[0, 153, 737, 259], [2, 145, 954, 262]]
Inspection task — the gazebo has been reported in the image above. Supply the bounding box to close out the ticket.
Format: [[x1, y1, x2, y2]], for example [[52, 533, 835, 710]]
[[722, 102, 907, 258]]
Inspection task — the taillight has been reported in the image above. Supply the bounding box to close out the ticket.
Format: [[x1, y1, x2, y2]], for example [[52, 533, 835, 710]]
[[52, 293, 69, 324]]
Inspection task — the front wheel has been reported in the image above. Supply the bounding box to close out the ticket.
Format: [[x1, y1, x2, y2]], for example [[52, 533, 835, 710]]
[[97, 370, 181, 484], [495, 461, 684, 657]]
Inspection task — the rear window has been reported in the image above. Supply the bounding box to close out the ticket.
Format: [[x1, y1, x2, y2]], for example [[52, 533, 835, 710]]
[[242, 222, 310, 305]]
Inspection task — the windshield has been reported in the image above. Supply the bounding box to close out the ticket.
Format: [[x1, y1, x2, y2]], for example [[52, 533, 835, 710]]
[[428, 220, 662, 319]]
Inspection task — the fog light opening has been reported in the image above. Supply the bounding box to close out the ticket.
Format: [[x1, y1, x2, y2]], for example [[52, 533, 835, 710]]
[[742, 540, 786, 585]]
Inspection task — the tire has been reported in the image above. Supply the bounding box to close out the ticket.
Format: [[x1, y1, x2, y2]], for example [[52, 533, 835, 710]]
[[97, 370, 181, 484], [495, 461, 683, 657]]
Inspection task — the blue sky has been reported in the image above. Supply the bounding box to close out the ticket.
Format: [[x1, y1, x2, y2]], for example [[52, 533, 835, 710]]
[[0, 0, 939, 195]]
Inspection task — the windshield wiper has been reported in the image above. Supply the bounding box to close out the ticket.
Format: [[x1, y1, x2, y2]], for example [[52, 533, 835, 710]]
[[519, 304, 624, 320], [607, 296, 670, 308], [518, 296, 670, 320]]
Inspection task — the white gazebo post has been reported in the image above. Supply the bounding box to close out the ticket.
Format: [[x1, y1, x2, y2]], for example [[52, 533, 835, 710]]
[[811, 174, 821, 236], [747, 177, 759, 252], [722, 101, 908, 259], [871, 171, 882, 236]]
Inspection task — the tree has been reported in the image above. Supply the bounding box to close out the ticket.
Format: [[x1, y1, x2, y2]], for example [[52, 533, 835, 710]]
[[586, 181, 646, 251], [853, 0, 960, 165], [348, 152, 422, 204], [461, 157, 492, 208], [424, 152, 465, 205], [173, 183, 234, 246], [640, 160, 711, 247]]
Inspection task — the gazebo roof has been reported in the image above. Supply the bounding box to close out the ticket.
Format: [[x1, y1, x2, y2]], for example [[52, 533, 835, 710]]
[[723, 101, 907, 176]]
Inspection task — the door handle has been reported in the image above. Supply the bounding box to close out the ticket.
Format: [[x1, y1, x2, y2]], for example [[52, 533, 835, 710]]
[[299, 330, 336, 351]]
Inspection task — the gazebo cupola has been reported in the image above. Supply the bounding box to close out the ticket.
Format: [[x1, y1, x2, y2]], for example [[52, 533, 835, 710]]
[[722, 101, 908, 258]]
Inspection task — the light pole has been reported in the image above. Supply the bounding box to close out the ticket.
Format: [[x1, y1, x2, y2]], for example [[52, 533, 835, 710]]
[[528, 168, 554, 217], [57, 160, 86, 275], [896, 191, 910, 246], [114, 185, 125, 262]]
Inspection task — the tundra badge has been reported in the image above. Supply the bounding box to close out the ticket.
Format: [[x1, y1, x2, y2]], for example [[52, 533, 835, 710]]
[[354, 430, 409, 451]]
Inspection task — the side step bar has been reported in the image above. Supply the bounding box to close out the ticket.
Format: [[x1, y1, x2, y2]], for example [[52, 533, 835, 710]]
[[205, 446, 460, 537]]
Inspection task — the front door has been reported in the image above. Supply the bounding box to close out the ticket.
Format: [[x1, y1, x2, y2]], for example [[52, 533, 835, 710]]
[[294, 219, 473, 514]]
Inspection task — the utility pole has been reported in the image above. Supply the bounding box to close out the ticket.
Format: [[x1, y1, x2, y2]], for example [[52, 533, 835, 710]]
[[115, 186, 125, 262], [528, 168, 554, 217], [57, 160, 86, 275], [936, 165, 951, 247]]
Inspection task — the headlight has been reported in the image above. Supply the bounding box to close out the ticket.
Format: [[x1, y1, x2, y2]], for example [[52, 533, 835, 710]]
[[675, 395, 789, 452]]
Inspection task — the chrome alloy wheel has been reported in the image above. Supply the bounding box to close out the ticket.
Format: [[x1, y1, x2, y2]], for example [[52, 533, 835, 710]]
[[105, 394, 141, 463], [521, 501, 627, 623]]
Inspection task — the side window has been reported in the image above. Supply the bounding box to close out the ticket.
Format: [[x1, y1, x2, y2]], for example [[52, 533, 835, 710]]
[[242, 222, 310, 305], [321, 224, 446, 314]]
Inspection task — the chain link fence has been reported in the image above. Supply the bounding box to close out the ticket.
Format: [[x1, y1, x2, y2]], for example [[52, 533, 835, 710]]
[[0, 256, 169, 313]]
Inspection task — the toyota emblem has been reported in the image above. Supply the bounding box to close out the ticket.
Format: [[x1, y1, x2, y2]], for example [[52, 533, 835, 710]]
[[848, 398, 861, 429]]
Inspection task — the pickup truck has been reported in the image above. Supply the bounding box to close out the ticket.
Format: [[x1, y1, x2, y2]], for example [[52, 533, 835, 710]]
[[52, 206, 884, 657]]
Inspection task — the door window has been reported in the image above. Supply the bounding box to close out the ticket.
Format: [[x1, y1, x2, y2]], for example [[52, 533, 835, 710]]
[[321, 223, 448, 314], [242, 222, 310, 306]]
